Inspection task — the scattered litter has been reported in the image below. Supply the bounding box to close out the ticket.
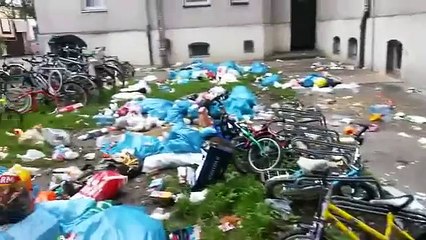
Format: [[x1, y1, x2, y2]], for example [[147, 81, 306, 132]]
[[57, 103, 84, 113], [406, 115, 426, 124], [397, 132, 413, 138], [41, 128, 71, 146], [396, 165, 406, 170], [17, 149, 46, 162], [418, 138, 426, 145], [0, 147, 8, 160], [83, 153, 96, 160], [218, 215, 241, 232], [412, 126, 422, 131], [189, 189, 208, 203], [150, 207, 170, 220], [16, 125, 45, 145], [52, 145, 80, 161]]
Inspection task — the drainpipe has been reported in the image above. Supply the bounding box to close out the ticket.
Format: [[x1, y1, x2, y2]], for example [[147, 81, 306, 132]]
[[145, 0, 154, 66], [359, 0, 371, 68], [156, 0, 170, 68]]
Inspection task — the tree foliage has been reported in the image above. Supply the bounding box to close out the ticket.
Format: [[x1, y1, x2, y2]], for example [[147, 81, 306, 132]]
[[0, 0, 35, 19]]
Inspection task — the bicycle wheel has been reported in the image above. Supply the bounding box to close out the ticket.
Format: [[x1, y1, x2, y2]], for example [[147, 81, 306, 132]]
[[279, 228, 315, 240], [5, 88, 32, 113], [58, 82, 87, 107], [247, 137, 282, 172], [331, 181, 379, 201]]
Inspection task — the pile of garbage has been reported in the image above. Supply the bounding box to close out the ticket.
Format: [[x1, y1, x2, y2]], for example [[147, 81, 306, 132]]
[[0, 84, 261, 240]]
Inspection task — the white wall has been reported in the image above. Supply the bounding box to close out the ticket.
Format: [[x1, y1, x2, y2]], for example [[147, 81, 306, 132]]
[[163, 25, 265, 64], [38, 31, 151, 65], [371, 13, 426, 87], [272, 23, 291, 52]]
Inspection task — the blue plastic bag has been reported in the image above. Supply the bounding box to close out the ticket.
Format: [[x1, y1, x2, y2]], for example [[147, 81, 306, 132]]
[[219, 61, 243, 74], [165, 100, 192, 124], [261, 74, 281, 86], [250, 62, 269, 75], [137, 98, 173, 120], [208, 101, 222, 119], [301, 74, 321, 88], [167, 70, 177, 80], [177, 69, 192, 79], [4, 206, 61, 240], [102, 132, 162, 161], [199, 127, 218, 139], [162, 124, 203, 153], [224, 86, 256, 119]]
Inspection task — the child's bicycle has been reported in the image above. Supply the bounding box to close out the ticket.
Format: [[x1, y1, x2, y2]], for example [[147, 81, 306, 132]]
[[280, 176, 426, 240]]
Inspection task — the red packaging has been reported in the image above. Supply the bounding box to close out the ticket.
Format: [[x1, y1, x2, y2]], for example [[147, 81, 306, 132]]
[[72, 170, 127, 201]]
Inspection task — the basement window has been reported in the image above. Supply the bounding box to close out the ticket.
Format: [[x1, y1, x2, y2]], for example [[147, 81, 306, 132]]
[[348, 38, 358, 59], [231, 0, 249, 5], [189, 42, 210, 57], [244, 40, 254, 53], [183, 0, 211, 8]]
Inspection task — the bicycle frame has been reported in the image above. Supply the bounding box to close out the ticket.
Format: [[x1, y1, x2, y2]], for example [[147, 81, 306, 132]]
[[323, 203, 415, 240]]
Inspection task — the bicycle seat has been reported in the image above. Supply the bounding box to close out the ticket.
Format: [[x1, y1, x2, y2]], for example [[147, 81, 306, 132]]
[[370, 195, 414, 212], [297, 157, 331, 174], [2, 54, 11, 58]]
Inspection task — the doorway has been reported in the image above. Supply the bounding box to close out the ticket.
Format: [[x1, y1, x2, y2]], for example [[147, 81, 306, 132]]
[[291, 0, 316, 51], [386, 40, 402, 77]]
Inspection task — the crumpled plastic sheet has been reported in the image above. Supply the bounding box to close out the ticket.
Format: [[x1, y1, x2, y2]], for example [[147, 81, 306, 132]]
[[1, 199, 166, 240], [137, 98, 173, 120], [224, 85, 257, 120]]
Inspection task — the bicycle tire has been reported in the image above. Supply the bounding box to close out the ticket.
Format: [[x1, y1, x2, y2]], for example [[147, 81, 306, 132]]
[[331, 181, 379, 201], [247, 137, 282, 172], [58, 82, 88, 107], [66, 75, 99, 101], [279, 228, 315, 240], [5, 88, 32, 113]]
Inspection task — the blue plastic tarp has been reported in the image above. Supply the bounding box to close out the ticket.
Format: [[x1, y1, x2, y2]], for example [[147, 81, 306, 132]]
[[261, 74, 281, 87], [3, 199, 166, 240], [224, 86, 256, 119]]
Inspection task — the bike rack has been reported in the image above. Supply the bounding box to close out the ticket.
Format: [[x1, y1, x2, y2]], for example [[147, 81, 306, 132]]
[[331, 196, 426, 224]]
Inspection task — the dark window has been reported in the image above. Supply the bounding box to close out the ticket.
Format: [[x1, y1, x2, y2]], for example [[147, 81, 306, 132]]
[[244, 40, 254, 53], [231, 0, 249, 6], [188, 42, 210, 57], [183, 0, 211, 7], [348, 38, 358, 59], [386, 39, 403, 77], [332, 36, 340, 54]]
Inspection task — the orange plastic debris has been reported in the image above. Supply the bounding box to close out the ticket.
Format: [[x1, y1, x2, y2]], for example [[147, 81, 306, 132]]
[[36, 191, 57, 202]]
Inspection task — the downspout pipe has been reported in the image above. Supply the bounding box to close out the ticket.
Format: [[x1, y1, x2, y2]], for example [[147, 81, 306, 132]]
[[359, 0, 371, 68], [156, 0, 170, 68], [145, 0, 154, 66]]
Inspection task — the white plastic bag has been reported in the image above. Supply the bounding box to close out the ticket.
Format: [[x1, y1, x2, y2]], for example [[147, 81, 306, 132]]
[[17, 149, 46, 162], [41, 128, 71, 146], [142, 153, 204, 173]]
